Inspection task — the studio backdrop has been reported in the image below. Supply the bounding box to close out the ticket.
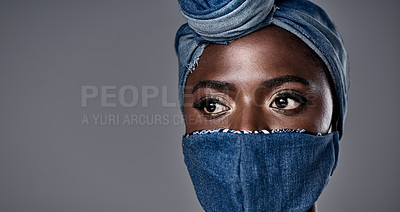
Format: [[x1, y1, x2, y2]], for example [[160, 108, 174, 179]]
[[0, 0, 399, 211]]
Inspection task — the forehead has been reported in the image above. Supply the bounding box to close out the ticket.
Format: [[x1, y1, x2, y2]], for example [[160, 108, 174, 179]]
[[185, 26, 327, 88]]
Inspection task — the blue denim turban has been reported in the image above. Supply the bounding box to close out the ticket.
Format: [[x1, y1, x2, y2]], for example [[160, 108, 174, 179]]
[[175, 0, 349, 139]]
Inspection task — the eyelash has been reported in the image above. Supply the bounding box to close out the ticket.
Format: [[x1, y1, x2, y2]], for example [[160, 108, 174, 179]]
[[269, 91, 308, 115], [192, 96, 230, 119]]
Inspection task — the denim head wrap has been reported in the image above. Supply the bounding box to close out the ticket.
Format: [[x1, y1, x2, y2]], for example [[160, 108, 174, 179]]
[[175, 0, 349, 138]]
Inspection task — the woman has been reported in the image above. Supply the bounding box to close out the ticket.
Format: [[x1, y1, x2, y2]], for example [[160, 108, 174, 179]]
[[175, 0, 349, 211]]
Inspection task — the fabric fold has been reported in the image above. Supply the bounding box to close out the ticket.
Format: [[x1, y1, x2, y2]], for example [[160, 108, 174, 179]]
[[180, 0, 275, 42]]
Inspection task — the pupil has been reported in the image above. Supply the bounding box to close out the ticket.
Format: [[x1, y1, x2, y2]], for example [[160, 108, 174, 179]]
[[205, 100, 216, 112], [276, 98, 288, 108]]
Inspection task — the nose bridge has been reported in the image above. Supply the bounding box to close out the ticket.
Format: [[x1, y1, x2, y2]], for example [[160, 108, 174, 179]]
[[229, 101, 269, 131]]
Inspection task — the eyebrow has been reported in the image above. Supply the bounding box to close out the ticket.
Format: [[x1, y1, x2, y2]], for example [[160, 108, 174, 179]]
[[192, 80, 237, 93], [262, 75, 310, 88], [191, 75, 309, 94]]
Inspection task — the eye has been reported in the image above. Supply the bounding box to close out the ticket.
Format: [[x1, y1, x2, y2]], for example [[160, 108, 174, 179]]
[[270, 97, 300, 110], [269, 91, 307, 112], [193, 97, 230, 118]]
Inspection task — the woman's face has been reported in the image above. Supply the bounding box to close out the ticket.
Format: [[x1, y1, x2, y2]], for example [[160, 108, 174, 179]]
[[183, 26, 333, 134]]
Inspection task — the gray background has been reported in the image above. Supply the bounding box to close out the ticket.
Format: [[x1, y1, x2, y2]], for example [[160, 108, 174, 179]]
[[0, 0, 399, 211]]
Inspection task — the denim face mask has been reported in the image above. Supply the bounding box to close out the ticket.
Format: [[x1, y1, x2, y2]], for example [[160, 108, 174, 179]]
[[182, 129, 339, 211]]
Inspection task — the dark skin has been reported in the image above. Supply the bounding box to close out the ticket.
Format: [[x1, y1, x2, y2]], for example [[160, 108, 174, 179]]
[[184, 26, 333, 134], [183, 26, 332, 212]]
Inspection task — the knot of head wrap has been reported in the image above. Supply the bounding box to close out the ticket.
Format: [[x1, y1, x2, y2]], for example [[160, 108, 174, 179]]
[[179, 0, 275, 42], [175, 0, 349, 139]]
